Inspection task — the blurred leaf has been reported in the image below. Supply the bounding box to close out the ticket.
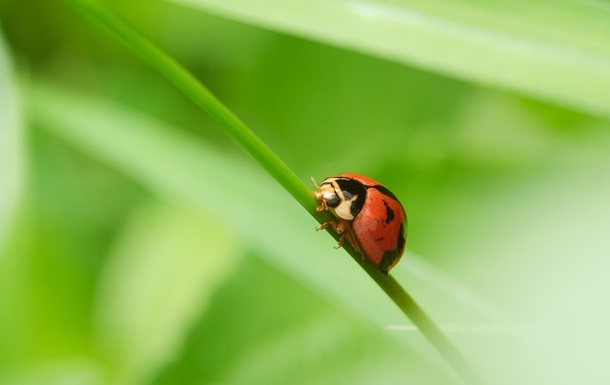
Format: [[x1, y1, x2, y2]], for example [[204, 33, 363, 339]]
[[0, 126, 147, 367], [0, 26, 28, 377], [0, 29, 24, 250], [170, 0, 610, 117], [94, 202, 240, 385], [0, 359, 103, 385], [151, 254, 456, 385]]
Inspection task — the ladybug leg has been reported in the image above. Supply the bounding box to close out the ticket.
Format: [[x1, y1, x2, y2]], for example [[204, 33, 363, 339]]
[[333, 220, 349, 249], [315, 200, 328, 212], [315, 220, 336, 232], [335, 218, 349, 233], [344, 227, 362, 254], [334, 233, 347, 249], [316, 219, 346, 234], [317, 219, 358, 251], [332, 226, 362, 254]]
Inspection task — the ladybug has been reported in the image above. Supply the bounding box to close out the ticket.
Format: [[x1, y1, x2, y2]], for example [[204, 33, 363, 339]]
[[313, 173, 407, 273]]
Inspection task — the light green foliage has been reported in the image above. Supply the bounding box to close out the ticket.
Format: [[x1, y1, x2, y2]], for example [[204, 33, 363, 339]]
[[0, 33, 22, 250], [1, 1, 610, 384], [172, 0, 610, 117]]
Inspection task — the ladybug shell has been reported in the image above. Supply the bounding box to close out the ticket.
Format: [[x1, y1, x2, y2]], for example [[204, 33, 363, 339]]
[[339, 173, 407, 273]]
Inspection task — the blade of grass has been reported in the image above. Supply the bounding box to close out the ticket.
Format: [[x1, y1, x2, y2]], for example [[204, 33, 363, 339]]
[[0, 31, 24, 251], [170, 0, 610, 118], [62, 1, 483, 383]]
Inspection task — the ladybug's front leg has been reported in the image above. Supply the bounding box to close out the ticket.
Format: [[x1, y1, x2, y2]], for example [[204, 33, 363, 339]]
[[316, 219, 351, 250], [315, 200, 328, 212], [344, 226, 362, 255]]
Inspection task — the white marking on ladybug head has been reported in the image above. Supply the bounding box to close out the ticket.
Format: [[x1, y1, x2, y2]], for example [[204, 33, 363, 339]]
[[314, 177, 358, 221], [333, 194, 358, 221]]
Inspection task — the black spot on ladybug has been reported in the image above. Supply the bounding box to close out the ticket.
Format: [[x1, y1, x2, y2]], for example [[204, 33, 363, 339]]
[[375, 237, 385, 242], [383, 200, 395, 224], [374, 185, 399, 201], [378, 248, 400, 274], [373, 185, 406, 218], [378, 223, 406, 274], [397, 223, 406, 252]]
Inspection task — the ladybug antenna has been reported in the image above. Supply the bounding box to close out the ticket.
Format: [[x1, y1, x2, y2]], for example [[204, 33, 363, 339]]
[[310, 176, 319, 188]]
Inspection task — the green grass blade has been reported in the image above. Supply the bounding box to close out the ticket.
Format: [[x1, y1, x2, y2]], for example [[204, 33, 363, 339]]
[[62, 1, 483, 383], [170, 0, 610, 118], [0, 31, 24, 250]]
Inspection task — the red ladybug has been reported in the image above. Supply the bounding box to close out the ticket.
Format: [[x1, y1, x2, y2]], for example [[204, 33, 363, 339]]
[[313, 173, 407, 273]]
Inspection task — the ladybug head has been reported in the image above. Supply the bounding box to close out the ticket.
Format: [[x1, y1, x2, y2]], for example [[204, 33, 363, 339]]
[[314, 180, 341, 208], [314, 177, 366, 221]]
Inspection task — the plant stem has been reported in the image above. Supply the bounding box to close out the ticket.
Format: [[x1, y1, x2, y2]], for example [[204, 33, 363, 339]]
[[63, 0, 483, 383]]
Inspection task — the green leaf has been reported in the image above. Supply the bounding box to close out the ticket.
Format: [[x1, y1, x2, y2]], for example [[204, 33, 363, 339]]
[[169, 0, 610, 118], [0, 360, 103, 385], [0, 30, 24, 250], [151, 255, 456, 385], [94, 202, 240, 385]]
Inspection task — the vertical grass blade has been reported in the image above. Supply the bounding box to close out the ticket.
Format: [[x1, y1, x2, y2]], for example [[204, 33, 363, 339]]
[[0, 31, 24, 250], [171, 0, 610, 118]]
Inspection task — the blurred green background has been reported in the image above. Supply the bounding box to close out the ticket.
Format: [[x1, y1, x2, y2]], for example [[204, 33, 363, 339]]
[[1, 0, 610, 384]]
